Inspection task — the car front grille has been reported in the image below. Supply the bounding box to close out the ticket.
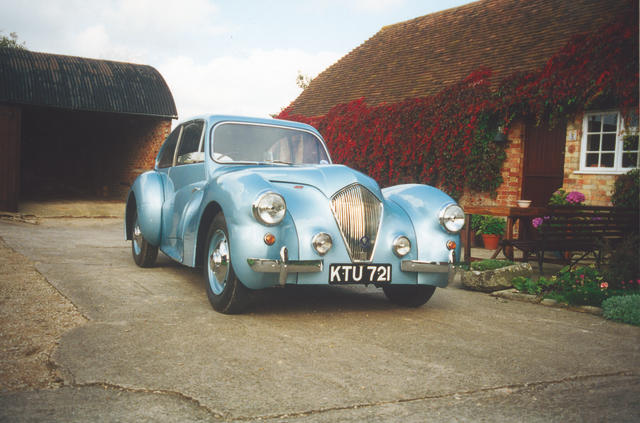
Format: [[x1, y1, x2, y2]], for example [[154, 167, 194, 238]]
[[330, 184, 382, 262]]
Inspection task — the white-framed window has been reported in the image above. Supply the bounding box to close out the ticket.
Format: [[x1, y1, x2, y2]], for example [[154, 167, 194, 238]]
[[579, 111, 639, 173]]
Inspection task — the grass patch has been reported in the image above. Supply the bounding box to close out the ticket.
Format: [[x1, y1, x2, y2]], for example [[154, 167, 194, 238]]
[[470, 259, 515, 271]]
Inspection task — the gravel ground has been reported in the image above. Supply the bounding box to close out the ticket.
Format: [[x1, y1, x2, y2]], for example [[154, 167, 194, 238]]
[[0, 233, 86, 392]]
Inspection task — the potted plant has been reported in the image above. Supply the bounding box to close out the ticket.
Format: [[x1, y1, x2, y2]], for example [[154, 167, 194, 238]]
[[476, 215, 505, 250]]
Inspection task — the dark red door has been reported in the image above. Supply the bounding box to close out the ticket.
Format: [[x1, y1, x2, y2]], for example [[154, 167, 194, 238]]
[[522, 121, 566, 206]]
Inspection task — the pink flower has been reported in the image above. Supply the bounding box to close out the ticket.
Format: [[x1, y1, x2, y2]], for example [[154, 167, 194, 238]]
[[566, 191, 585, 204], [532, 217, 544, 228], [600, 282, 608, 289]]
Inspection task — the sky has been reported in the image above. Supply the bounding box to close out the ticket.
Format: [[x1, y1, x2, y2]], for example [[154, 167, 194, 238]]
[[1, 0, 473, 122]]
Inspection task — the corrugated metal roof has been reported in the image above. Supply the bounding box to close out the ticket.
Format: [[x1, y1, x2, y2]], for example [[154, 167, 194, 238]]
[[0, 48, 177, 118]]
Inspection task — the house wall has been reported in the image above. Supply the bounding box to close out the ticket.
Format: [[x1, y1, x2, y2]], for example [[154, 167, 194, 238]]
[[459, 115, 616, 208], [20, 107, 171, 199]]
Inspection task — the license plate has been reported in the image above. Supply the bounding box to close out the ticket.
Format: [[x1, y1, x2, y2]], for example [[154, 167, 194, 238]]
[[329, 264, 392, 284]]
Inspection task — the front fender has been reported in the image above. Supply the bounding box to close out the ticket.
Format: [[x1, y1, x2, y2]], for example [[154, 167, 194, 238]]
[[382, 184, 462, 266], [125, 171, 164, 246]]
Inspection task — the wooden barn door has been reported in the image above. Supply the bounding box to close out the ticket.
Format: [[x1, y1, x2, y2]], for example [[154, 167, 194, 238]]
[[0, 105, 21, 212], [522, 121, 567, 206]]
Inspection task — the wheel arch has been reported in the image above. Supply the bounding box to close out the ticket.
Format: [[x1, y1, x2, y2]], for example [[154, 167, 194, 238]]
[[195, 201, 222, 267], [123, 171, 164, 246], [125, 192, 137, 240]]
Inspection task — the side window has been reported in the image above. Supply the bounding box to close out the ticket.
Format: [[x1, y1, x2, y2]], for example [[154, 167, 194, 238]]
[[176, 121, 205, 165], [157, 126, 182, 168]]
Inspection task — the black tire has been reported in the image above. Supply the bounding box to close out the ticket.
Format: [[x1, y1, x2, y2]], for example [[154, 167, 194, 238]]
[[131, 213, 158, 268], [203, 213, 249, 314], [382, 284, 436, 307]]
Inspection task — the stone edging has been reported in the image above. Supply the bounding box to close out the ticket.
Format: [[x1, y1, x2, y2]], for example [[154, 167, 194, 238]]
[[490, 288, 603, 316]]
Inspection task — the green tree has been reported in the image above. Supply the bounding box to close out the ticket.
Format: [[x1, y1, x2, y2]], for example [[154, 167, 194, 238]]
[[296, 71, 312, 90], [0, 31, 26, 49]]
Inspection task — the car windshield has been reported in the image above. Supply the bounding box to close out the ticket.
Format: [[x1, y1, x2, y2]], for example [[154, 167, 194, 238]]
[[211, 122, 331, 165]]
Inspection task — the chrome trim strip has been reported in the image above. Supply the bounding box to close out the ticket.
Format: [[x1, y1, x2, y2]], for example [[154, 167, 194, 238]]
[[401, 251, 457, 284], [400, 260, 451, 273], [247, 246, 323, 286]]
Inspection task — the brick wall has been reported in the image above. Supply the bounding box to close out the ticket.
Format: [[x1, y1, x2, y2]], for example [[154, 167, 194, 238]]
[[20, 106, 171, 199]]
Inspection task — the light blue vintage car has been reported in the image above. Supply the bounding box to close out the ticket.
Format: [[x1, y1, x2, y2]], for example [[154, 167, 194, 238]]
[[125, 115, 464, 313]]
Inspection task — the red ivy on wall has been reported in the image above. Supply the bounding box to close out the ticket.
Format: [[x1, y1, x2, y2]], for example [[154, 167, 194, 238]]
[[278, 5, 638, 199]]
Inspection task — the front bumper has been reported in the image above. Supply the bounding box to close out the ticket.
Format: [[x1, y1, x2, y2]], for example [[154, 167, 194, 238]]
[[247, 247, 456, 286]]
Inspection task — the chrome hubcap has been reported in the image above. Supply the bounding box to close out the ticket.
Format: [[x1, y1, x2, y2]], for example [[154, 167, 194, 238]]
[[133, 222, 143, 255], [208, 230, 229, 295]]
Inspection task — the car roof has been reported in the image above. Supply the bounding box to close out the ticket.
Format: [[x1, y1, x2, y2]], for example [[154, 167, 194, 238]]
[[176, 114, 321, 136]]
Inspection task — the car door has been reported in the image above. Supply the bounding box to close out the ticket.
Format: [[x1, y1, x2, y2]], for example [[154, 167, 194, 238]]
[[160, 120, 206, 261]]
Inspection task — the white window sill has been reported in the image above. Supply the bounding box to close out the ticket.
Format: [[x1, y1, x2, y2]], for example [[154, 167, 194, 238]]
[[574, 169, 633, 175]]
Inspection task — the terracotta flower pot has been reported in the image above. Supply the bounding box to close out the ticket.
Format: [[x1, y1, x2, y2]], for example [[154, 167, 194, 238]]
[[481, 234, 500, 250]]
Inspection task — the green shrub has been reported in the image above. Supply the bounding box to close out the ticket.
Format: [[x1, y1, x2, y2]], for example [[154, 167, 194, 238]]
[[470, 214, 484, 232], [602, 295, 640, 326], [611, 168, 639, 209], [471, 259, 515, 271], [475, 215, 506, 236], [513, 266, 612, 306], [600, 234, 640, 290], [513, 276, 542, 295]]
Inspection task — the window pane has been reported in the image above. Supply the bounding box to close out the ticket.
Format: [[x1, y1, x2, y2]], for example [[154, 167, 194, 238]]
[[586, 153, 599, 167], [602, 133, 616, 151], [587, 134, 600, 151], [622, 152, 638, 168], [588, 115, 602, 132], [623, 135, 639, 152], [601, 153, 614, 167], [177, 121, 204, 157], [158, 127, 181, 168], [603, 113, 618, 132]]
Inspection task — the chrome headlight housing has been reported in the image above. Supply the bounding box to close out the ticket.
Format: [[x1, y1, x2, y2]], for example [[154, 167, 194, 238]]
[[439, 204, 465, 233], [253, 192, 286, 226]]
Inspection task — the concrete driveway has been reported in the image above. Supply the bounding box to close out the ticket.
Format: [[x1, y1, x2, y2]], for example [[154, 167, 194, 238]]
[[0, 217, 638, 422]]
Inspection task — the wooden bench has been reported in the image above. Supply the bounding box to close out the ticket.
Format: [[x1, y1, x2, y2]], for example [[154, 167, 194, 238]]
[[500, 206, 639, 273]]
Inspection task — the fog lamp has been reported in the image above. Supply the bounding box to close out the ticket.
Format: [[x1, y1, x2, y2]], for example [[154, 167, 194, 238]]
[[393, 236, 411, 257], [312, 232, 332, 255]]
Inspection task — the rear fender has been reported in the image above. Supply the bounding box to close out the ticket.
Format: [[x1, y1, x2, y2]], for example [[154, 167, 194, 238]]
[[125, 171, 164, 246]]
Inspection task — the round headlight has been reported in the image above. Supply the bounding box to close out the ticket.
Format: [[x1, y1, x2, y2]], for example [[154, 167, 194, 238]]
[[439, 204, 465, 233], [393, 236, 411, 257], [312, 232, 333, 255], [253, 192, 286, 226]]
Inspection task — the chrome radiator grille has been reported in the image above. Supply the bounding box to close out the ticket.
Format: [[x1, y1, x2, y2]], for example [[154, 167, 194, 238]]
[[330, 184, 382, 262]]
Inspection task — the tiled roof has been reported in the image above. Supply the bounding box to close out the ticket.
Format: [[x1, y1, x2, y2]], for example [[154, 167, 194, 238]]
[[288, 0, 632, 117], [0, 48, 177, 118]]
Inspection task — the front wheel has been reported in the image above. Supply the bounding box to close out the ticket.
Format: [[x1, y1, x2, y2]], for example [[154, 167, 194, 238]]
[[204, 213, 249, 314], [131, 214, 158, 267], [382, 284, 436, 307]]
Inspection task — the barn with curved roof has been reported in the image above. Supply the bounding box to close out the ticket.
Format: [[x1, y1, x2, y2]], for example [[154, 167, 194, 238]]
[[0, 47, 177, 211]]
